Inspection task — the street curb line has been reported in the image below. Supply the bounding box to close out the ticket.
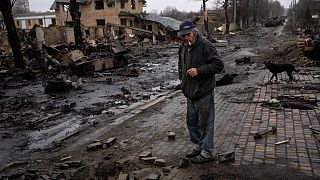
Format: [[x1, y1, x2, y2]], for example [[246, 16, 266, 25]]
[[80, 90, 182, 144]]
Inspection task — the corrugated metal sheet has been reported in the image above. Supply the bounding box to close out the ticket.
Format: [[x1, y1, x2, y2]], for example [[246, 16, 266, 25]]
[[141, 14, 181, 31]]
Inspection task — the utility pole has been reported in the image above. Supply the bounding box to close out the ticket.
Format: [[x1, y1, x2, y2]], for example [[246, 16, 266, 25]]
[[203, 0, 209, 38]]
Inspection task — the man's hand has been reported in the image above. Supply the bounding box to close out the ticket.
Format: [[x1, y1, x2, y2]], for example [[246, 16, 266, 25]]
[[187, 68, 198, 77], [297, 38, 314, 52]]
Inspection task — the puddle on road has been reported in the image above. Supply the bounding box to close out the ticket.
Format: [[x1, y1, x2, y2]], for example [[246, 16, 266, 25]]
[[236, 48, 256, 58], [168, 80, 180, 87], [28, 117, 81, 150]]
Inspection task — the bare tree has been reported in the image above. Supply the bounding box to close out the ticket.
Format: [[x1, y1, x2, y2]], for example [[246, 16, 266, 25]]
[[292, 0, 315, 29], [160, 6, 200, 21], [0, 0, 25, 68], [234, 0, 283, 28], [304, 3, 312, 28], [269, 0, 284, 17], [214, 0, 231, 33], [223, 0, 230, 33], [239, 0, 251, 28]]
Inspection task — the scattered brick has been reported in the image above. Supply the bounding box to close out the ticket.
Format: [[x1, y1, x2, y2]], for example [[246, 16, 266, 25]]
[[141, 157, 158, 164], [154, 159, 166, 167], [218, 151, 235, 163], [139, 151, 152, 159], [104, 153, 114, 160], [117, 172, 129, 180], [178, 158, 189, 168], [116, 157, 130, 167], [87, 142, 103, 151], [144, 173, 160, 180], [167, 131, 176, 140], [63, 160, 82, 168], [54, 163, 69, 169], [162, 165, 174, 173], [103, 137, 117, 149], [59, 156, 72, 162]]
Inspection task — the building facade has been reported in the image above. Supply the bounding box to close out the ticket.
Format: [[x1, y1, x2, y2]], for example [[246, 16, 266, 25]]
[[14, 12, 56, 30], [51, 0, 146, 27], [12, 0, 30, 14]]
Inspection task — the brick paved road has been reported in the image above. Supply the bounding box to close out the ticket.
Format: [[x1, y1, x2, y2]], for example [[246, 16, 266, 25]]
[[111, 67, 320, 179]]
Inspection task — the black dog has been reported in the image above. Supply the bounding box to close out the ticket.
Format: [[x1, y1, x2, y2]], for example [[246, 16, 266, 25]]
[[264, 61, 299, 81]]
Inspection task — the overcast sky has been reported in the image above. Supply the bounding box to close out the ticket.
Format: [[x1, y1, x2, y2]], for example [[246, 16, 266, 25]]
[[29, 0, 291, 13]]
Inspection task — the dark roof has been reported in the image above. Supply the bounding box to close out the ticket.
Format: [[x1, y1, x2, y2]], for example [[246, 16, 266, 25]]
[[141, 14, 181, 31], [118, 11, 137, 17], [14, 12, 55, 18], [50, 0, 89, 10]]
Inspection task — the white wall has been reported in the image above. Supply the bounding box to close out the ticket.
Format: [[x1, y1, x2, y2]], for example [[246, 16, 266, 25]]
[[14, 14, 56, 29], [21, 20, 27, 29]]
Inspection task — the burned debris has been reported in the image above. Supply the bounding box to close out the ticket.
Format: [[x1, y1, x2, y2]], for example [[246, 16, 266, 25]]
[[235, 56, 252, 65], [254, 126, 277, 139], [261, 94, 318, 110], [216, 74, 239, 87], [1, 0, 320, 178], [0, 8, 183, 159]]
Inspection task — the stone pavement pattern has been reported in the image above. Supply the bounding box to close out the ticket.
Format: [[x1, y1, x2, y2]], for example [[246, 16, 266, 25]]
[[119, 68, 320, 179]]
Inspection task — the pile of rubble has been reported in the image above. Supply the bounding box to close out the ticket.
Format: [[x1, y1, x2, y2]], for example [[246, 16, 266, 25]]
[[264, 16, 286, 27]]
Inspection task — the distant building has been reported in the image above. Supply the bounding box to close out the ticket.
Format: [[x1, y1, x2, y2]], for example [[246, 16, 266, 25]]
[[50, 0, 146, 27], [12, 0, 30, 14], [14, 12, 56, 30]]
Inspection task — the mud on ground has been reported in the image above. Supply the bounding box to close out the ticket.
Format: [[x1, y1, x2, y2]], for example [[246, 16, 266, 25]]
[[0, 24, 315, 179]]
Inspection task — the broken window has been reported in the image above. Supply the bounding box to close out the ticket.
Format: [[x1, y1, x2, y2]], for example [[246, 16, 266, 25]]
[[141, 25, 146, 30], [120, 19, 127, 26], [65, 21, 73, 26], [51, 18, 56, 25], [131, 0, 135, 9], [16, 20, 20, 27], [148, 25, 152, 31], [120, 0, 126, 8], [28, 20, 32, 27], [106, 0, 115, 7], [38, 19, 43, 26], [96, 19, 106, 26], [129, 20, 133, 27], [139, 0, 146, 6], [63, 5, 69, 12], [95, 0, 104, 10], [85, 29, 90, 36]]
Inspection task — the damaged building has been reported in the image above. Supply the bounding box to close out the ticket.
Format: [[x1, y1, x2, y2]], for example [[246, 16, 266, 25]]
[[140, 13, 181, 37], [49, 0, 179, 41], [50, 0, 146, 27], [49, 0, 146, 41], [14, 12, 56, 30], [1, 0, 183, 77]]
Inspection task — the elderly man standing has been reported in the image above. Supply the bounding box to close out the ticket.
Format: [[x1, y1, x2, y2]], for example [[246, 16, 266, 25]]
[[178, 21, 224, 163]]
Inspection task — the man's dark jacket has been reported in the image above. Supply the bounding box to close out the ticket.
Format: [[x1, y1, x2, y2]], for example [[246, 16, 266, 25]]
[[304, 33, 320, 60], [178, 35, 224, 100]]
